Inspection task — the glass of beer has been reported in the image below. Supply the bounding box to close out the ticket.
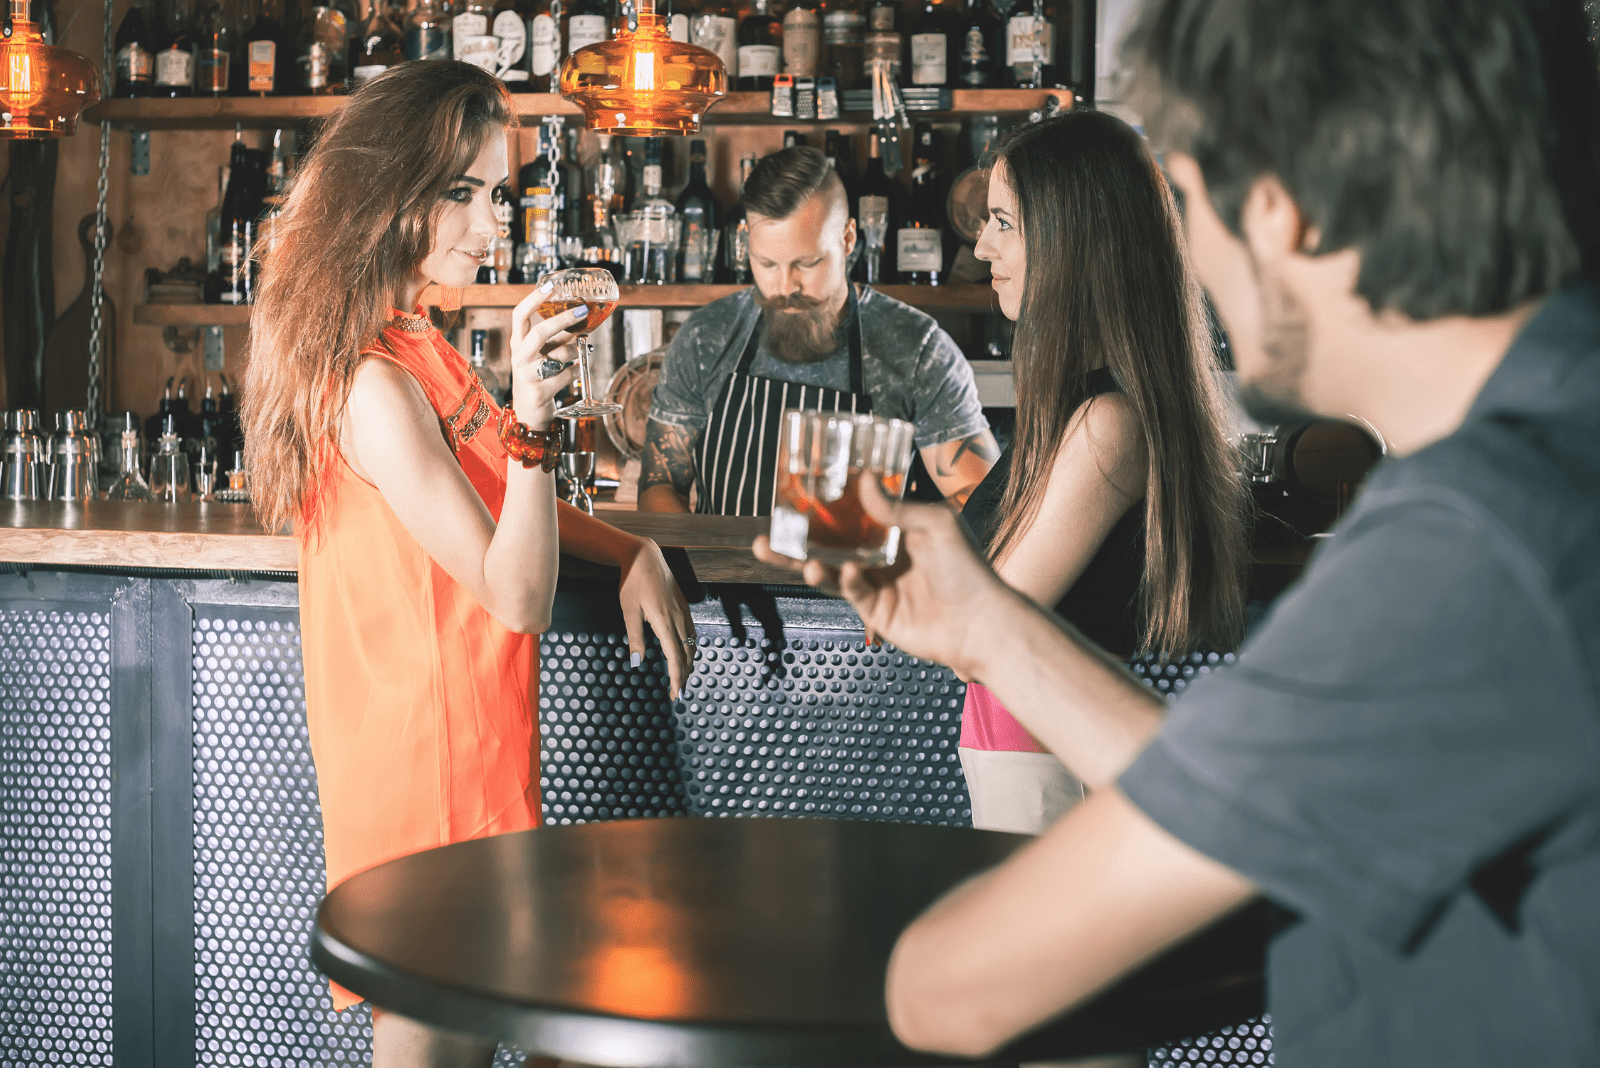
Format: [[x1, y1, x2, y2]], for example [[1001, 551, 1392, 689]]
[[537, 267, 624, 419], [769, 411, 915, 567]]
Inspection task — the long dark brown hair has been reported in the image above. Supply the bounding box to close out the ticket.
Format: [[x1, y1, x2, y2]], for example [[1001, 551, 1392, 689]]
[[986, 110, 1248, 655], [242, 61, 514, 535]]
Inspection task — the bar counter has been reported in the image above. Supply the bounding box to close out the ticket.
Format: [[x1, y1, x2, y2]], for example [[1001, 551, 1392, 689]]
[[0, 503, 1270, 1067]]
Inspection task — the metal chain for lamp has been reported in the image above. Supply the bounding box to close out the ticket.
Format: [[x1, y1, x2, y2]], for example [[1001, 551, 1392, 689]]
[[85, 0, 113, 425]]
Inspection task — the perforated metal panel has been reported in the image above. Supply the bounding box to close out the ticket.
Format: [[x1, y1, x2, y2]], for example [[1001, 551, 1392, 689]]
[[677, 634, 969, 823], [1150, 1016, 1274, 1066], [0, 608, 115, 1067], [1129, 650, 1237, 697], [191, 611, 374, 1066]]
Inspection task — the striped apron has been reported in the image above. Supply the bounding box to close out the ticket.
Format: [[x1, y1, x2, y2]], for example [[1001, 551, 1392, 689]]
[[695, 287, 871, 516]]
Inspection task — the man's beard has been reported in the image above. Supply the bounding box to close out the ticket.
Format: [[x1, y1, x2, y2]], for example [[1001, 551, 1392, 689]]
[[1236, 257, 1319, 427], [753, 286, 846, 364]]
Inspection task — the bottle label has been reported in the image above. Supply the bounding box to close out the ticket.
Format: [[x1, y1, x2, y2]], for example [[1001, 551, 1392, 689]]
[[1005, 15, 1051, 67], [863, 31, 900, 76], [858, 194, 889, 229], [352, 62, 388, 83], [643, 164, 663, 190], [737, 43, 780, 78], [690, 14, 737, 76], [566, 13, 608, 52], [669, 12, 688, 41], [452, 11, 489, 57], [458, 33, 500, 71], [116, 43, 155, 83], [248, 39, 277, 91], [868, 4, 894, 30], [492, 10, 527, 73], [823, 9, 864, 45], [302, 42, 331, 88], [897, 228, 941, 272], [404, 25, 452, 61], [529, 12, 557, 73], [195, 49, 230, 93], [909, 32, 946, 84], [781, 8, 820, 75], [155, 47, 194, 88]]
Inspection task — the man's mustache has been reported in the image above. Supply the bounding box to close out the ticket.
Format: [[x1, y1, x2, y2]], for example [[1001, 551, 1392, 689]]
[[754, 289, 827, 311]]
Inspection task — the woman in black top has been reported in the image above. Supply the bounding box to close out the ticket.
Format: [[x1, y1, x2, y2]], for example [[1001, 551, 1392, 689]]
[[958, 110, 1248, 833]]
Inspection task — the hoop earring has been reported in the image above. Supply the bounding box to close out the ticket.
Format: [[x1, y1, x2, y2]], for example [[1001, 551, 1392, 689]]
[[437, 286, 462, 312]]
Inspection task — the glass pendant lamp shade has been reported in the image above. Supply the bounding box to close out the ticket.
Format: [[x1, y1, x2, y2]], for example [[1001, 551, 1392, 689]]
[[558, 0, 726, 136], [1, 0, 101, 138]]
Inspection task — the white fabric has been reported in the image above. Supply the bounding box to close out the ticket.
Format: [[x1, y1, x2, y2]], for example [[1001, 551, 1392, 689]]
[[959, 747, 1086, 835]]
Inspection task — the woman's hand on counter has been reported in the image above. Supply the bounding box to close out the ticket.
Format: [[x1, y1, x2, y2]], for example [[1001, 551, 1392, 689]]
[[617, 536, 697, 699]]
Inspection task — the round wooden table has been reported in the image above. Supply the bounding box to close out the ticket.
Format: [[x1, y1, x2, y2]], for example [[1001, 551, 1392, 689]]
[[311, 818, 1264, 1066]]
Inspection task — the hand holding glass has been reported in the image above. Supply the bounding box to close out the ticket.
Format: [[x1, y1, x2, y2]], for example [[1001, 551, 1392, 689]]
[[769, 411, 915, 567], [536, 268, 624, 419]]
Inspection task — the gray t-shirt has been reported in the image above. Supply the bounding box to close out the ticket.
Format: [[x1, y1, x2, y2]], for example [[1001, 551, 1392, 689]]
[[648, 286, 989, 451], [1120, 285, 1600, 1065]]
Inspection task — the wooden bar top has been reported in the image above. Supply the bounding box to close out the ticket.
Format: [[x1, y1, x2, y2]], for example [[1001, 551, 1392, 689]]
[[0, 501, 794, 583]]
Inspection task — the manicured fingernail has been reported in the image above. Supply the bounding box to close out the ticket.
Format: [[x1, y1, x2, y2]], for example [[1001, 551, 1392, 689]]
[[572, 305, 588, 318], [538, 280, 554, 294], [630, 652, 641, 668]]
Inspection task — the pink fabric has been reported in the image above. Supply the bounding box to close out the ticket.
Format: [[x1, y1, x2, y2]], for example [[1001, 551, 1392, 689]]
[[959, 681, 1048, 753]]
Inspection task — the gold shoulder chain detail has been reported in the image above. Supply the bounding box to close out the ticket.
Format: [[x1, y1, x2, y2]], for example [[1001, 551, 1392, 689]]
[[445, 376, 494, 451]]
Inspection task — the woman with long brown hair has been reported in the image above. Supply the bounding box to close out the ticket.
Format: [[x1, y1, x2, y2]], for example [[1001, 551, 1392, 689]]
[[959, 109, 1248, 834], [243, 61, 695, 1068]]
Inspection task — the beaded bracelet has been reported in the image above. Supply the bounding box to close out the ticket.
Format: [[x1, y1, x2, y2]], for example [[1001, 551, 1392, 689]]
[[498, 408, 563, 472]]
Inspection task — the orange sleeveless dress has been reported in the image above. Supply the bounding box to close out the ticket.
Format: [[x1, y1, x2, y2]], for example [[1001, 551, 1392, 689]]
[[297, 317, 541, 1010]]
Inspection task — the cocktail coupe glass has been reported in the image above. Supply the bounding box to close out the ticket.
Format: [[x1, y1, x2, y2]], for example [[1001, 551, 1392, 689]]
[[538, 268, 624, 419]]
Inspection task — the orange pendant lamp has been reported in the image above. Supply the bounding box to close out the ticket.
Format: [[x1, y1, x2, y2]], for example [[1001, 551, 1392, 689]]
[[558, 0, 727, 136], [1, 0, 100, 138]]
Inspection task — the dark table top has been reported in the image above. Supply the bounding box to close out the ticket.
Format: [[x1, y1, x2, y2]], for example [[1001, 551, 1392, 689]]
[[312, 817, 1265, 1067]]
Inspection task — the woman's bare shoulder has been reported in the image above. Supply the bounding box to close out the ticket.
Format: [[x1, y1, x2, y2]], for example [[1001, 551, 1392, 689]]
[[1056, 390, 1148, 496]]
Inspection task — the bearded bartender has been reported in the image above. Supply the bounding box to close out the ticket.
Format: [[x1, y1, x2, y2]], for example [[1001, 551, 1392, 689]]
[[641, 146, 1000, 515]]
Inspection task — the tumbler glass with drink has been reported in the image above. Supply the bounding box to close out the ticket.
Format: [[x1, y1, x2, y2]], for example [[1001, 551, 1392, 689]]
[[536, 267, 624, 418], [769, 410, 916, 567]]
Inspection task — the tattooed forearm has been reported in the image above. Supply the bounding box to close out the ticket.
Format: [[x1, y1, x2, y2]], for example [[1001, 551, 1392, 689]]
[[936, 430, 1002, 478], [641, 419, 700, 495]]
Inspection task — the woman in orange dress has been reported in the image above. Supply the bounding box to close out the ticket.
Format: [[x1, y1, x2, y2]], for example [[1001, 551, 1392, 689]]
[[241, 62, 696, 1068]]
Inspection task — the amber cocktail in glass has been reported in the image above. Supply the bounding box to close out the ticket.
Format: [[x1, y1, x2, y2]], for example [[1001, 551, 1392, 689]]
[[769, 411, 915, 567], [537, 267, 624, 419]]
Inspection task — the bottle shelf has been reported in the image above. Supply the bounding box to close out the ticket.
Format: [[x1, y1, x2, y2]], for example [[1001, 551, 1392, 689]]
[[133, 283, 999, 326], [87, 89, 1069, 130]]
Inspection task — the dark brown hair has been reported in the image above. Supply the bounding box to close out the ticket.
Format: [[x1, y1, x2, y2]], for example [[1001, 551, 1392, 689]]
[[741, 145, 847, 220], [242, 61, 514, 535], [987, 110, 1248, 656], [1123, 0, 1600, 319]]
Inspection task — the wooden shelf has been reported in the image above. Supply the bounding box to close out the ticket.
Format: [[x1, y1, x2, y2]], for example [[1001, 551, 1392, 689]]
[[134, 283, 997, 326], [87, 89, 1068, 130]]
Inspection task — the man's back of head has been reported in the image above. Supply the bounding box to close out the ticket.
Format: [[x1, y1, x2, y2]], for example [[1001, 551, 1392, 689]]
[[1125, 0, 1600, 320]]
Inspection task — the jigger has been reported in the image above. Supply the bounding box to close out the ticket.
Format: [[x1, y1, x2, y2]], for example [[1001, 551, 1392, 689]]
[[2, 410, 47, 501], [49, 410, 99, 502], [560, 452, 597, 515]]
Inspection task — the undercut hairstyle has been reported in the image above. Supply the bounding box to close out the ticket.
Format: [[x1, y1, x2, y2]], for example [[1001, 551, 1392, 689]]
[[986, 111, 1249, 657], [243, 61, 514, 536], [1124, 0, 1600, 320], [741, 145, 847, 220]]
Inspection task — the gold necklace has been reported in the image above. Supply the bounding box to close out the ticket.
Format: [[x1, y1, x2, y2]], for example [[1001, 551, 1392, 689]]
[[389, 311, 431, 333]]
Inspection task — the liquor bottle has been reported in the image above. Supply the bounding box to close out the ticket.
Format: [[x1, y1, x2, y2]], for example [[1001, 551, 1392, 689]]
[[862, 0, 899, 82], [190, 381, 222, 474], [154, 0, 197, 97], [906, 0, 958, 86], [193, 0, 240, 96], [1001, 0, 1056, 88], [819, 0, 862, 90], [217, 372, 244, 457], [149, 416, 193, 504], [489, 196, 517, 283], [782, 128, 805, 148], [781, 0, 819, 77], [954, 0, 994, 86], [210, 133, 266, 304], [674, 139, 719, 283], [295, 0, 350, 91], [586, 133, 622, 242], [403, 0, 452, 59], [143, 378, 178, 454], [665, 0, 693, 43], [735, 0, 780, 91], [518, 124, 558, 243], [204, 164, 229, 277], [855, 126, 897, 281], [560, 126, 585, 245], [244, 0, 292, 93], [489, 0, 529, 87], [452, 0, 496, 68], [173, 376, 202, 460], [564, 0, 611, 55], [635, 139, 675, 214], [721, 151, 756, 283], [106, 421, 153, 503], [349, 0, 403, 84], [520, 0, 558, 90], [688, 0, 737, 85], [897, 123, 944, 284], [113, 0, 157, 97]]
